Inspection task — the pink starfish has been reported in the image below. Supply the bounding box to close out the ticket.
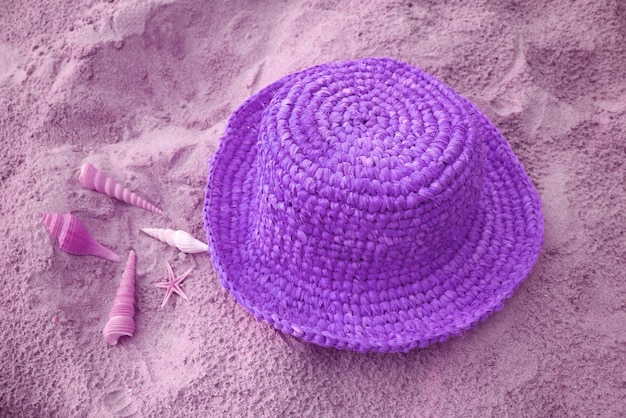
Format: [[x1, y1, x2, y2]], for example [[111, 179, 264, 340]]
[[155, 262, 193, 308]]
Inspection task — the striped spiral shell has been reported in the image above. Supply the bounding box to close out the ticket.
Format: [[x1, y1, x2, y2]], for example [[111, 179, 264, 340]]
[[40, 212, 120, 262], [103, 250, 137, 346], [79, 163, 163, 215]]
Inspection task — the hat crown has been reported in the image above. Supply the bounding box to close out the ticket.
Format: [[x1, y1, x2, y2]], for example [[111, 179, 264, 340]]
[[252, 59, 487, 283]]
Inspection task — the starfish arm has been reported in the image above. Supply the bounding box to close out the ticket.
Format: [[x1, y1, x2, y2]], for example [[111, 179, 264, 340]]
[[174, 268, 194, 285], [172, 284, 189, 300], [166, 262, 175, 281], [160, 286, 174, 308]]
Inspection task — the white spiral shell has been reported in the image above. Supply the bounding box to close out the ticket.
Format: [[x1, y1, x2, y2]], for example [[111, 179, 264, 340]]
[[140, 227, 208, 254]]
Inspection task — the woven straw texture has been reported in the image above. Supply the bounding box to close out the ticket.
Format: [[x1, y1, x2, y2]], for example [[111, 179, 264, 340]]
[[203, 57, 543, 353]]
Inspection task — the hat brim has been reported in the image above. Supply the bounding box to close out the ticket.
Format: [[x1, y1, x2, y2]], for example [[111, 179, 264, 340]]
[[204, 74, 543, 353]]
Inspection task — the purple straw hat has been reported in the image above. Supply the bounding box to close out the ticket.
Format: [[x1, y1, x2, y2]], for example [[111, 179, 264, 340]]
[[203, 57, 543, 353]]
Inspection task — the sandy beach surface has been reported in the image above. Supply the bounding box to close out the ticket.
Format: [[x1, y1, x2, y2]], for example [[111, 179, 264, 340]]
[[1, 0, 625, 416]]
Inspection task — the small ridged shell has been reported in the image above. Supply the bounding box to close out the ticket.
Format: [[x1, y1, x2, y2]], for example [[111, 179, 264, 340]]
[[79, 163, 163, 215], [40, 213, 120, 262], [103, 250, 137, 346], [140, 227, 208, 254]]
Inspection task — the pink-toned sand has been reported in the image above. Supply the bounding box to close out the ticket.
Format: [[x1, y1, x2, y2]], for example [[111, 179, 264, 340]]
[[1, 0, 625, 416]]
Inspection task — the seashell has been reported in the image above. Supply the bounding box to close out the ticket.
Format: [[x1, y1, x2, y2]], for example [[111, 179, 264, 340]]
[[79, 162, 163, 215], [140, 227, 208, 254], [103, 250, 137, 346], [40, 212, 121, 262]]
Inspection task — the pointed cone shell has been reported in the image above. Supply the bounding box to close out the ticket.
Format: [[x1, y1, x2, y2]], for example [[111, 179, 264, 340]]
[[79, 163, 163, 215], [140, 227, 209, 254], [40, 213, 121, 262], [103, 250, 137, 346]]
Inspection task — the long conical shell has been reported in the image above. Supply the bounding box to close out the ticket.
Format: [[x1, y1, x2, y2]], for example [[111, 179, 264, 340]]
[[103, 250, 137, 345], [79, 163, 163, 215], [140, 227, 208, 254], [40, 213, 121, 262]]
